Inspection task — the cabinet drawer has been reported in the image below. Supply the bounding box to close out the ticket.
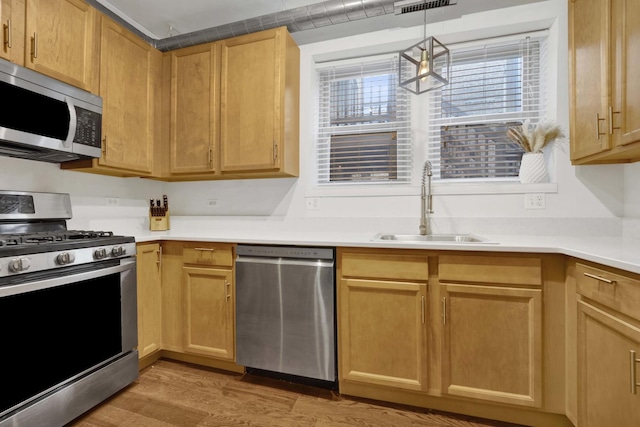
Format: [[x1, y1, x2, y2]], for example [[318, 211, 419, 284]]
[[439, 254, 542, 286], [341, 251, 428, 282], [183, 243, 234, 267], [576, 263, 640, 321]]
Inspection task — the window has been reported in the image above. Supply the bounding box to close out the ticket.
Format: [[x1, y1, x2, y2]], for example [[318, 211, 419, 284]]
[[317, 57, 411, 185], [427, 35, 547, 181]]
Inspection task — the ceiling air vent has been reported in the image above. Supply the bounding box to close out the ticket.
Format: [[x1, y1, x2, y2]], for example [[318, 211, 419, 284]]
[[394, 0, 458, 15]]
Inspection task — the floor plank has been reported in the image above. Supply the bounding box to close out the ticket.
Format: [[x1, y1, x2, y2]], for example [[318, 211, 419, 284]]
[[68, 360, 524, 427]]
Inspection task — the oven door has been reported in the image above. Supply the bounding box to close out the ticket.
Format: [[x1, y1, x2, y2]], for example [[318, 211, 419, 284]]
[[0, 258, 137, 420]]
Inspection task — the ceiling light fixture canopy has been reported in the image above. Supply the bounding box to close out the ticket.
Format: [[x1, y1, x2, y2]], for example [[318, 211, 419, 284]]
[[398, 1, 450, 94]]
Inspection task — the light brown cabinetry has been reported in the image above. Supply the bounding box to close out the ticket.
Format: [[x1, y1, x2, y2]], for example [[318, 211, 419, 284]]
[[219, 27, 299, 178], [1, 0, 24, 63], [167, 43, 220, 175], [439, 254, 543, 408], [569, 0, 640, 164], [136, 242, 162, 359], [158, 26, 299, 181], [181, 243, 235, 361], [576, 262, 640, 426], [24, 0, 98, 92], [338, 249, 429, 391], [62, 15, 161, 176]]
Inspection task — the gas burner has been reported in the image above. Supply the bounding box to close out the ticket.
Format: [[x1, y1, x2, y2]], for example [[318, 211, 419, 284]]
[[0, 230, 118, 247], [65, 230, 115, 240]]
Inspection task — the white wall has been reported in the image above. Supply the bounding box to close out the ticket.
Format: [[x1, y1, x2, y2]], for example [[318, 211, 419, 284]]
[[0, 0, 631, 236]]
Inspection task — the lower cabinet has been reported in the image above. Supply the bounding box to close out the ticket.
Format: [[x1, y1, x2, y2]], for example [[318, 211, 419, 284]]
[[576, 262, 640, 426], [182, 266, 234, 360], [144, 241, 238, 368], [136, 242, 162, 358], [338, 248, 429, 391], [441, 283, 542, 407], [337, 249, 567, 426], [439, 254, 544, 408], [340, 278, 427, 391]]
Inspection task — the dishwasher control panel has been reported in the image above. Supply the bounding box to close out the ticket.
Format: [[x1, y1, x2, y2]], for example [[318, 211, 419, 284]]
[[236, 245, 334, 260]]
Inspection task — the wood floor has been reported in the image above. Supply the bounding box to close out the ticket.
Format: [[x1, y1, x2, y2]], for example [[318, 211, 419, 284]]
[[68, 359, 525, 427]]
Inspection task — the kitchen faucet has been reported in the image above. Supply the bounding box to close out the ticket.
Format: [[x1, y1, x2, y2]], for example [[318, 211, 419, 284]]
[[419, 160, 434, 236]]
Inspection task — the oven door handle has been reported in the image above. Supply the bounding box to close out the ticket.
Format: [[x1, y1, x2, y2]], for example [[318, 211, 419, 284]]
[[0, 259, 136, 297]]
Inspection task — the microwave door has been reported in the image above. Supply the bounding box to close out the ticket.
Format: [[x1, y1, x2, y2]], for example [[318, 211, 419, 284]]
[[0, 79, 73, 154]]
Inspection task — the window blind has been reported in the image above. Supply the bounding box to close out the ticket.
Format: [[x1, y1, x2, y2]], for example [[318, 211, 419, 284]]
[[427, 36, 548, 181], [317, 57, 412, 185]]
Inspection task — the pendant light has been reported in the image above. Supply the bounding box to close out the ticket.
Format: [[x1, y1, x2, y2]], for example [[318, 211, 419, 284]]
[[399, 0, 450, 95]]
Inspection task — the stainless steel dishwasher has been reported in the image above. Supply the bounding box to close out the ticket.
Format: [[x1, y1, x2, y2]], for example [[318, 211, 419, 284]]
[[235, 245, 336, 386]]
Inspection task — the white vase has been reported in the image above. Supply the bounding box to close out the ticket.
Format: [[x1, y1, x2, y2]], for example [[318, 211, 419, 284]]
[[519, 152, 548, 183]]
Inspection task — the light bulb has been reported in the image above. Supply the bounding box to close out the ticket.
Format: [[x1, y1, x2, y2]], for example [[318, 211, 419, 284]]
[[418, 49, 429, 82]]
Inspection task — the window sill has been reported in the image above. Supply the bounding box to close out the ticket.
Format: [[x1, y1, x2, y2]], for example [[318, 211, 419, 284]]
[[307, 182, 558, 198]]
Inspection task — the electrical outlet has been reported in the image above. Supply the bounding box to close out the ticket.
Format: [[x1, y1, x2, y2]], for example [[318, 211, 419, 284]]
[[207, 199, 218, 207], [524, 193, 545, 210], [305, 197, 320, 210], [105, 197, 119, 206]]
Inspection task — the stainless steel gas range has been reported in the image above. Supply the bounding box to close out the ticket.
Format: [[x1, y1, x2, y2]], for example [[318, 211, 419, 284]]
[[0, 191, 138, 427]]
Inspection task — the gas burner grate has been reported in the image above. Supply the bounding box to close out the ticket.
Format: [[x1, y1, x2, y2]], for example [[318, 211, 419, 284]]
[[0, 230, 116, 246]]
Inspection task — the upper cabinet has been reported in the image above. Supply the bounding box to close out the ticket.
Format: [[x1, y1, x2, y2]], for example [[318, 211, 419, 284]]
[[62, 15, 161, 177], [569, 0, 640, 164], [167, 43, 220, 176], [157, 26, 300, 181], [1, 0, 25, 64], [219, 27, 299, 179], [24, 0, 99, 92]]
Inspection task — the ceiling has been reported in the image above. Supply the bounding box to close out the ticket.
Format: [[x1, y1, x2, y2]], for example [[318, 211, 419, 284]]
[[93, 0, 330, 39], [92, 0, 547, 46]]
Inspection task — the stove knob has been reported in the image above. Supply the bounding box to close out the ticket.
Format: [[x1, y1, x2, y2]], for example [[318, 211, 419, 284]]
[[94, 248, 107, 259], [111, 246, 126, 257], [56, 252, 76, 265], [9, 258, 30, 273]]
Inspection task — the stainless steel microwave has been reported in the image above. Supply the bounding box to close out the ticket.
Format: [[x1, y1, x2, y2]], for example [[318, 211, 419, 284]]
[[0, 58, 102, 163]]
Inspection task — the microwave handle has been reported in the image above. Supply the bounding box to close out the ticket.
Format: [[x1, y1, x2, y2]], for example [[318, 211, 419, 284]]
[[63, 97, 77, 148]]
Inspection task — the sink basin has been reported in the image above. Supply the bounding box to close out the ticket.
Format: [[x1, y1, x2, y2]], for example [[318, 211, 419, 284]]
[[372, 233, 496, 244]]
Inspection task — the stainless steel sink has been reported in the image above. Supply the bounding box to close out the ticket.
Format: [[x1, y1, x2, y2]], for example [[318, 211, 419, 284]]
[[372, 233, 496, 243]]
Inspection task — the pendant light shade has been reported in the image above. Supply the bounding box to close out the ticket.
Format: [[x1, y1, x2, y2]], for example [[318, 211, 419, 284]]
[[399, 36, 450, 95]]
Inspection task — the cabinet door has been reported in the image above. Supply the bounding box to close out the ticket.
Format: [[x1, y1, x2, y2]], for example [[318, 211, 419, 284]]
[[220, 29, 282, 173], [0, 0, 8, 60], [569, 0, 612, 160], [0, 0, 21, 62], [578, 301, 640, 427], [339, 278, 427, 391], [98, 16, 158, 174], [441, 284, 542, 407], [170, 43, 219, 174], [613, 0, 640, 147], [24, 0, 97, 91], [136, 243, 162, 358], [182, 266, 234, 360]]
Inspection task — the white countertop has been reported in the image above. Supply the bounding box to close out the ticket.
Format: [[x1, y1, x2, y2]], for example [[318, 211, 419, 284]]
[[132, 225, 640, 275]]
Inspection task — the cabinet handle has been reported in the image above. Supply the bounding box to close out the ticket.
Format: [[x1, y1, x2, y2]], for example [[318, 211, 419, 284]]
[[595, 113, 606, 140], [3, 19, 11, 48], [442, 297, 447, 325], [421, 296, 425, 324], [194, 247, 216, 252], [156, 246, 162, 269], [583, 272, 616, 284], [631, 350, 640, 394], [225, 280, 231, 301], [208, 146, 213, 169], [31, 32, 37, 59], [102, 135, 107, 156], [609, 106, 621, 134], [273, 142, 278, 163]]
